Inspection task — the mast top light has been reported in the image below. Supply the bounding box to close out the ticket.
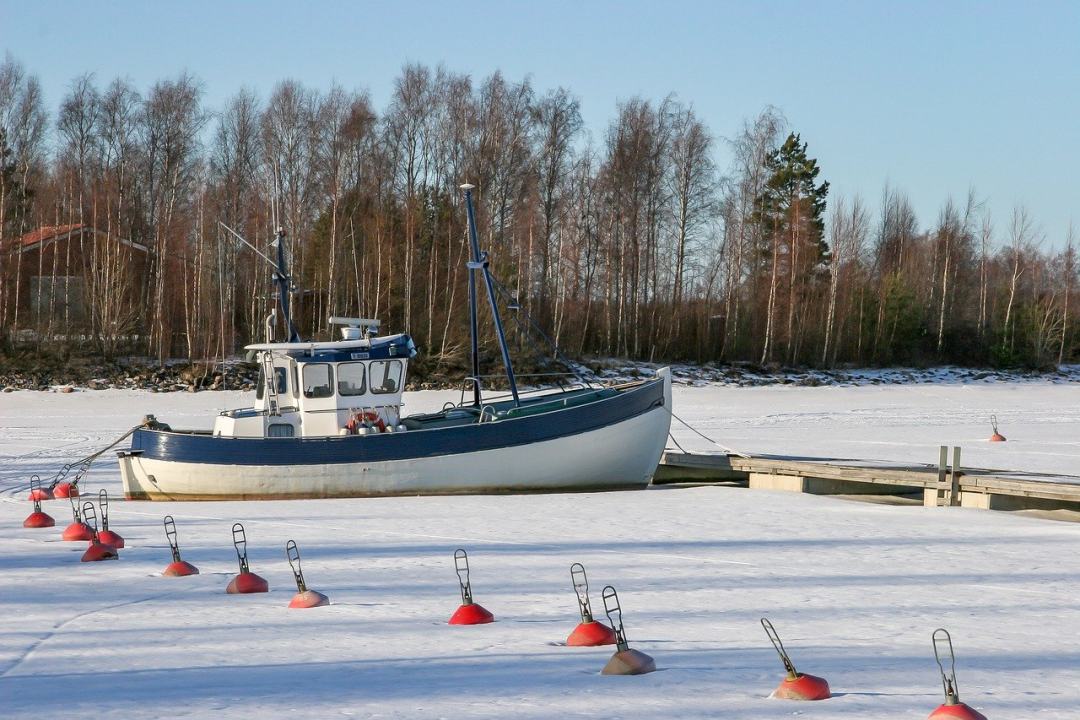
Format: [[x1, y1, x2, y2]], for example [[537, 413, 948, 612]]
[[459, 183, 475, 191]]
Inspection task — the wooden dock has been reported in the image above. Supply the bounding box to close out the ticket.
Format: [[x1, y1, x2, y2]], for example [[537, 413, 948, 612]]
[[656, 450, 1080, 515]]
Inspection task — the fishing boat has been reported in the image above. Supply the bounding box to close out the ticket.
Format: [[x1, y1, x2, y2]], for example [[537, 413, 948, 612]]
[[117, 185, 672, 500]]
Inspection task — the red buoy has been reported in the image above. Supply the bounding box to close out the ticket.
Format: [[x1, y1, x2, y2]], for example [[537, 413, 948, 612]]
[[24, 478, 56, 527], [28, 487, 53, 502], [163, 560, 200, 577], [97, 529, 125, 548], [225, 523, 268, 594], [929, 703, 988, 720], [285, 540, 329, 608], [81, 540, 119, 562], [448, 549, 495, 624], [162, 516, 199, 576], [773, 672, 832, 701], [227, 571, 269, 594], [53, 482, 78, 498], [62, 521, 94, 541], [761, 618, 831, 700], [449, 602, 495, 625], [566, 563, 616, 646], [929, 629, 988, 720]]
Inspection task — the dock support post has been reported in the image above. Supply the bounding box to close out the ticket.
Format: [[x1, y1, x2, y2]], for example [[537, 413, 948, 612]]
[[949, 446, 962, 507]]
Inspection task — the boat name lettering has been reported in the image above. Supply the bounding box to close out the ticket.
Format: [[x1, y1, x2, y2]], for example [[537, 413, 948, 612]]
[[351, 352, 371, 360]]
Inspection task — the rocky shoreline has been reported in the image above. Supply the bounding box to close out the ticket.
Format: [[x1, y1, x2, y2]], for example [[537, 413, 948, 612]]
[[2, 356, 1079, 394]]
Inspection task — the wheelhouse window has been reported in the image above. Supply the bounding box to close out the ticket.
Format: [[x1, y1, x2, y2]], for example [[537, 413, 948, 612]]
[[370, 360, 403, 394], [302, 363, 334, 398], [256, 366, 288, 400], [337, 362, 367, 396]]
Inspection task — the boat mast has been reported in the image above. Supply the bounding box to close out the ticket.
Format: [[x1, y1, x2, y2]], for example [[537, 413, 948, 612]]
[[273, 227, 300, 342], [461, 184, 520, 407]]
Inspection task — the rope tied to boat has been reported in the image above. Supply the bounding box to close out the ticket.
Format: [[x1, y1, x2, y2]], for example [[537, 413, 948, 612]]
[[666, 407, 749, 458], [41, 416, 157, 492]]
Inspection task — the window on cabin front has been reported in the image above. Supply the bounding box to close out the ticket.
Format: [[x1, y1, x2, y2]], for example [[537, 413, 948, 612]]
[[255, 366, 287, 400], [370, 360, 402, 394], [302, 363, 334, 398], [337, 362, 367, 396]]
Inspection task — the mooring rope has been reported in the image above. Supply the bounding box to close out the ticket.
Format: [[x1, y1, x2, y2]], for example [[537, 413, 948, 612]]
[[667, 407, 750, 458], [38, 418, 153, 493]]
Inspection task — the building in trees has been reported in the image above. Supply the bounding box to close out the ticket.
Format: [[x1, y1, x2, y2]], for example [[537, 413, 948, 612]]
[[4, 223, 148, 341]]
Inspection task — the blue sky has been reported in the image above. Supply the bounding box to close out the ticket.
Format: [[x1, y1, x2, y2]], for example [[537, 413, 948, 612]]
[[1, 1, 1077, 245]]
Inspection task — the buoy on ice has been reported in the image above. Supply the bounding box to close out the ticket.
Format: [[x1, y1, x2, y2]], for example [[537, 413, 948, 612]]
[[28, 474, 54, 502], [79, 502, 119, 562], [285, 540, 330, 608], [161, 515, 199, 576], [760, 617, 831, 700], [988, 414, 1006, 442], [225, 523, 269, 594], [566, 562, 616, 646], [95, 489, 125, 548], [448, 549, 494, 624], [53, 481, 78, 498], [24, 476, 56, 528], [61, 494, 94, 541], [599, 585, 655, 675], [928, 628, 988, 720]]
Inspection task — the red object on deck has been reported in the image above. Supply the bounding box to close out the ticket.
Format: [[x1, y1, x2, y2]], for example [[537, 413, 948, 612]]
[[62, 522, 94, 541], [226, 571, 269, 594], [449, 603, 494, 625], [928, 702, 988, 720], [567, 620, 617, 646], [28, 487, 53, 501], [989, 433, 1006, 442], [289, 589, 330, 608], [163, 560, 200, 577], [53, 482, 78, 498], [97, 529, 125, 548], [23, 510, 56, 528], [81, 541, 118, 562], [773, 673, 832, 701]]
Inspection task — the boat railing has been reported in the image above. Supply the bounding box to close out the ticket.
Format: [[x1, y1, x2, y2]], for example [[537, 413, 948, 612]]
[[465, 373, 593, 405]]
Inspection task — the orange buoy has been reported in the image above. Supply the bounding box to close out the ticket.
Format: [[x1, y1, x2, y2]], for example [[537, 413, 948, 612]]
[[161, 516, 199, 576], [62, 495, 94, 540], [761, 618, 831, 700], [599, 586, 655, 675], [448, 549, 495, 624], [929, 629, 988, 720], [95, 490, 125, 548], [225, 523, 268, 594], [988, 414, 1006, 442], [566, 563, 616, 646], [285, 540, 329, 608]]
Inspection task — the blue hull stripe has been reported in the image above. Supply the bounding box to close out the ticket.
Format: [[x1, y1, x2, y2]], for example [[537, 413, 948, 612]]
[[131, 379, 665, 466]]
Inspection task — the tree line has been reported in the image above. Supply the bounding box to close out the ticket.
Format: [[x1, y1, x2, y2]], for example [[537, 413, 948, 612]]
[[1, 54, 1076, 373]]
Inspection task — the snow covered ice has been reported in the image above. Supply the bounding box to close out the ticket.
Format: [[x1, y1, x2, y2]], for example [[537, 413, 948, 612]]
[[3, 382, 1080, 718]]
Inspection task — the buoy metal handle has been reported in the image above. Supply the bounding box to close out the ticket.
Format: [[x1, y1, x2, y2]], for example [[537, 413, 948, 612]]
[[98, 489, 110, 530], [990, 414, 999, 434], [601, 585, 629, 652], [81, 501, 99, 539], [570, 562, 594, 622], [69, 492, 82, 522], [30, 475, 43, 513], [932, 628, 961, 705], [454, 548, 473, 605], [761, 617, 799, 680], [164, 515, 182, 563], [232, 523, 250, 574], [286, 539, 307, 592]]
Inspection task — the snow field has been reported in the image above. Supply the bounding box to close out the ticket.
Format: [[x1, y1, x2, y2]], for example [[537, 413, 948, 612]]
[[1, 383, 1079, 718]]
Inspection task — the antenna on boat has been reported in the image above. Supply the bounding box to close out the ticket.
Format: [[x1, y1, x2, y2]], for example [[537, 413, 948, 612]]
[[219, 222, 300, 342], [460, 183, 520, 407]]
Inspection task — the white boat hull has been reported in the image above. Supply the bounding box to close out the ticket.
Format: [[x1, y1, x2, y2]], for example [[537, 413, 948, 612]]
[[119, 370, 672, 500]]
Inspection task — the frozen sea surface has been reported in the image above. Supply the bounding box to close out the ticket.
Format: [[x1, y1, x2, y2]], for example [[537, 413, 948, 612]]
[[1, 382, 1079, 718]]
